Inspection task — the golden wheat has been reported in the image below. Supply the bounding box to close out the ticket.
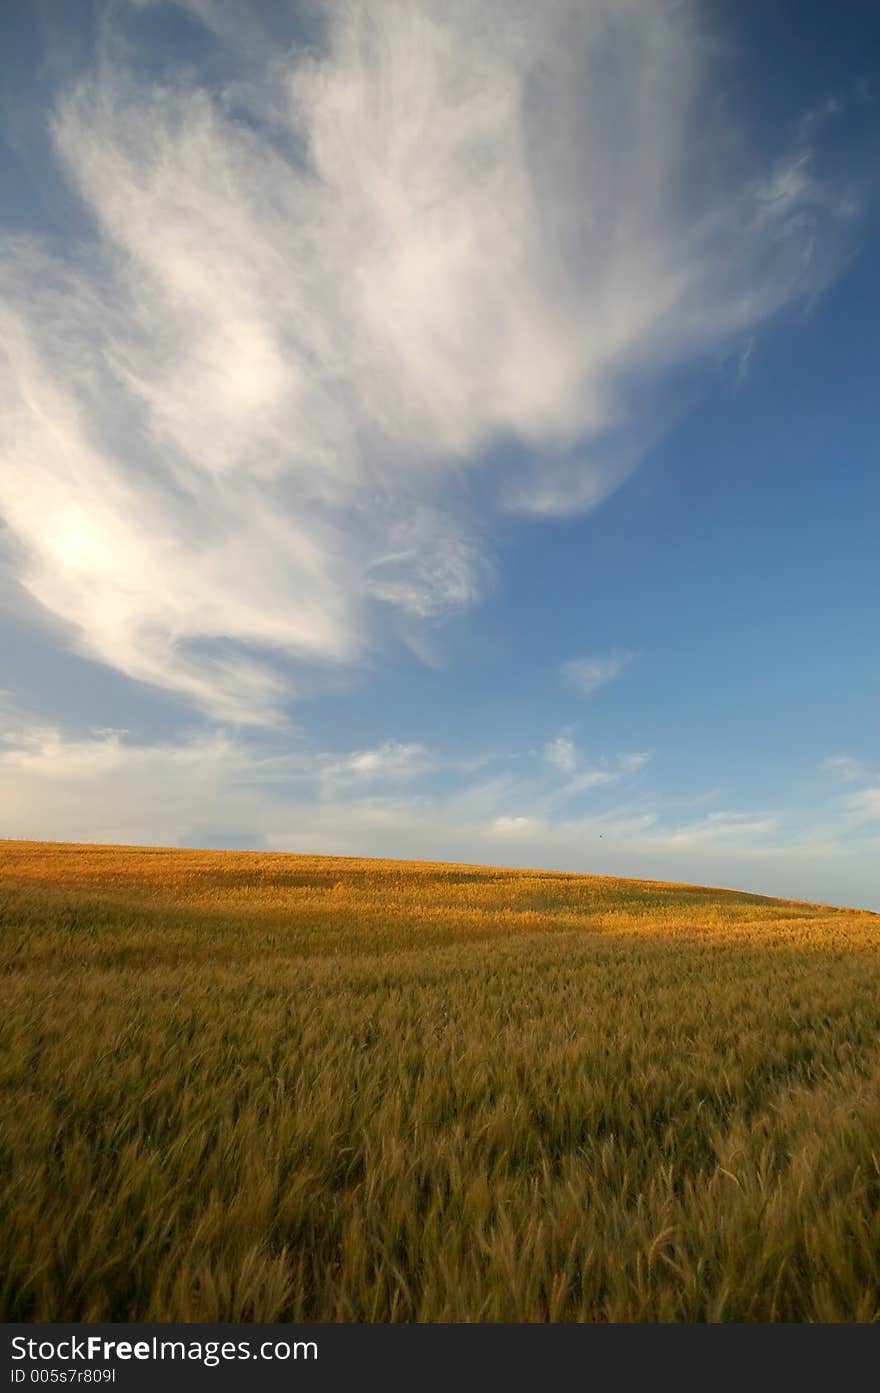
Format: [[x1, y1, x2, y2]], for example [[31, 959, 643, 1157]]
[[2, 839, 879, 1321]]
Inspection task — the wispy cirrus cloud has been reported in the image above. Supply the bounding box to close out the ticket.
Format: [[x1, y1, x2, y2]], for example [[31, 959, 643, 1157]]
[[562, 651, 632, 698], [0, 1, 858, 721], [838, 786, 880, 824], [543, 735, 577, 773], [821, 756, 880, 826], [823, 754, 869, 783], [665, 809, 780, 845], [320, 740, 432, 790], [541, 732, 649, 799], [545, 750, 651, 807]]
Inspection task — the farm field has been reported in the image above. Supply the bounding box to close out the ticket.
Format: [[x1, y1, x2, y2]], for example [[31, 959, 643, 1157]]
[[2, 838, 880, 1322]]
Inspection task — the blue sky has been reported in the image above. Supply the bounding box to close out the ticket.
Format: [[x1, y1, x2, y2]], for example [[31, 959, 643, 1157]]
[[1, 0, 878, 907]]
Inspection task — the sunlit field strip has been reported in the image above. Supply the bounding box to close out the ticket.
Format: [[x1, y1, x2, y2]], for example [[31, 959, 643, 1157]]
[[2, 840, 879, 1321]]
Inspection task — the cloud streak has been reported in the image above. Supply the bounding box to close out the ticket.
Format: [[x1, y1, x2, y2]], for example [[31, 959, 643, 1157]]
[[543, 735, 576, 773], [823, 754, 869, 783], [0, 0, 857, 719], [562, 651, 633, 698]]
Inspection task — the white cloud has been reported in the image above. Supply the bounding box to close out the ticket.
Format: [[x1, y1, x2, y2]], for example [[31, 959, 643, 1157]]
[[540, 730, 649, 800], [665, 810, 780, 845], [0, 0, 856, 720], [547, 750, 650, 805], [839, 786, 880, 824], [492, 815, 537, 836], [619, 752, 651, 776], [823, 754, 868, 783], [321, 740, 430, 783], [562, 651, 632, 697], [543, 735, 577, 773], [556, 768, 619, 796], [0, 717, 250, 845], [816, 755, 880, 828], [735, 335, 755, 386]]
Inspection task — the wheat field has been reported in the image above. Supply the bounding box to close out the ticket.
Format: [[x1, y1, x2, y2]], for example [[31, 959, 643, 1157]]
[[2, 838, 880, 1322]]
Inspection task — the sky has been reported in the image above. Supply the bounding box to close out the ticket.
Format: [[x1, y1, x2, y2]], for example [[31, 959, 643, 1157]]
[[1, 0, 878, 908]]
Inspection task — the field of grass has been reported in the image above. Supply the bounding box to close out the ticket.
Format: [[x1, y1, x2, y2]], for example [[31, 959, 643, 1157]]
[[2, 839, 880, 1322]]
